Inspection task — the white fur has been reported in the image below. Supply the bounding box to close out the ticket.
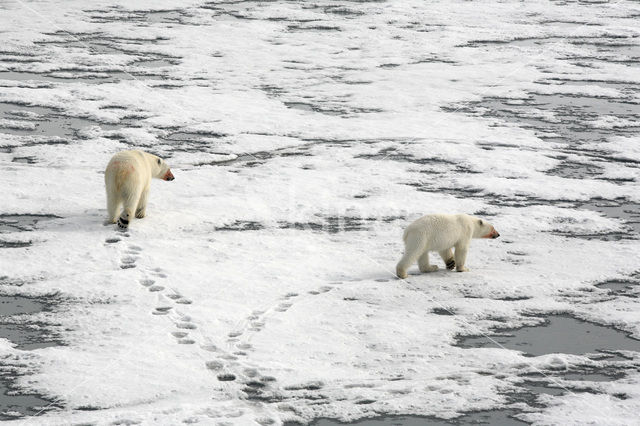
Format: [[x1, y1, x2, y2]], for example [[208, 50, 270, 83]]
[[104, 150, 173, 229], [396, 214, 499, 279]]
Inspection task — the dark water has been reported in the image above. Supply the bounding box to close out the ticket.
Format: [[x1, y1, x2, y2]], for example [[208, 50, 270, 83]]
[[0, 101, 127, 144], [0, 214, 59, 234], [0, 215, 63, 418], [306, 410, 527, 426], [299, 316, 640, 426], [580, 199, 640, 235], [0, 294, 63, 419], [438, 84, 640, 238], [596, 279, 639, 298], [456, 315, 639, 413], [0, 294, 64, 349], [0, 381, 56, 421], [0, 214, 59, 248], [0, 295, 46, 317], [456, 315, 640, 356], [435, 40, 640, 240]]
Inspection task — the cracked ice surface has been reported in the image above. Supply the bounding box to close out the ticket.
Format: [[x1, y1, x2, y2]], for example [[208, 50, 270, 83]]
[[1, 0, 640, 424]]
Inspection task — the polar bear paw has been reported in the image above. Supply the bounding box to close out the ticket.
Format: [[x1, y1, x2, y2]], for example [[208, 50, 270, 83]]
[[117, 216, 130, 229], [396, 268, 408, 279], [456, 266, 469, 272], [420, 265, 439, 273], [445, 259, 455, 270]]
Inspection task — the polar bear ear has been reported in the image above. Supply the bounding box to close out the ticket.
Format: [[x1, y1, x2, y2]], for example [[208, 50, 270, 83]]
[[157, 158, 161, 165], [478, 219, 484, 226]]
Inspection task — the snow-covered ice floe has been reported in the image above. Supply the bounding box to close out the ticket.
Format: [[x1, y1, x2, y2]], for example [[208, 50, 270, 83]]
[[1, 0, 640, 424]]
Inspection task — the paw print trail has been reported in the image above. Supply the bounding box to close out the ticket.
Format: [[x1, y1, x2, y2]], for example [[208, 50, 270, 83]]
[[231, 284, 337, 355], [128, 240, 283, 403], [105, 232, 292, 421]]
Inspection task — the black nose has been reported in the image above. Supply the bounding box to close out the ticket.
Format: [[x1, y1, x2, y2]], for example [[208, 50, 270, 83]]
[[167, 176, 174, 181], [493, 233, 500, 239]]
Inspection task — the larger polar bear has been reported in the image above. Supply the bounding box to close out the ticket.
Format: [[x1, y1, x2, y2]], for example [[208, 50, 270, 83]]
[[396, 214, 499, 279], [105, 150, 174, 229]]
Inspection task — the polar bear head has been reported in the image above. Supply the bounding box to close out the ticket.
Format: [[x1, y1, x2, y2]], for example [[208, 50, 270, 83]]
[[148, 153, 175, 181], [471, 216, 500, 239]]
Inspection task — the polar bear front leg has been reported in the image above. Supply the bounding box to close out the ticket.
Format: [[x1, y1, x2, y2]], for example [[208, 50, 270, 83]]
[[439, 248, 455, 270], [418, 251, 438, 273], [135, 188, 149, 219], [454, 241, 470, 272]]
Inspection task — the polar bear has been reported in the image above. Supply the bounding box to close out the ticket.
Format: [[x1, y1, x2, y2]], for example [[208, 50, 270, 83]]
[[396, 214, 499, 279], [104, 150, 175, 229]]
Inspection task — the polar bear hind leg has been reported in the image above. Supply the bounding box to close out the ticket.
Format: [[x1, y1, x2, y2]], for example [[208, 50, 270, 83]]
[[117, 187, 142, 229], [396, 232, 426, 279], [418, 251, 438, 273], [439, 248, 455, 270], [105, 190, 121, 225]]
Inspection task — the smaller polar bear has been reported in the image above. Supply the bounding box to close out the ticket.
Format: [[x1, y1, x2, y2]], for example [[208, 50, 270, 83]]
[[104, 150, 174, 229], [396, 214, 499, 279]]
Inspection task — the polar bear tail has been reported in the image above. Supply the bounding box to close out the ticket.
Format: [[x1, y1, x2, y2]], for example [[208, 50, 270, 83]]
[[402, 227, 410, 243]]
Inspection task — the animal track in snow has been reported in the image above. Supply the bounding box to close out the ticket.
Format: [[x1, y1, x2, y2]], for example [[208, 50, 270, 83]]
[[176, 321, 197, 329], [230, 294, 299, 345], [111, 237, 205, 353], [205, 360, 224, 370], [275, 302, 293, 312], [164, 291, 191, 303], [151, 267, 167, 278], [308, 285, 333, 295], [175, 313, 197, 330], [216, 373, 236, 381], [139, 279, 155, 287], [230, 285, 336, 362], [123, 249, 281, 394], [220, 354, 238, 361], [120, 257, 136, 269], [201, 344, 217, 352], [155, 294, 172, 310], [118, 244, 143, 269], [164, 290, 192, 304]]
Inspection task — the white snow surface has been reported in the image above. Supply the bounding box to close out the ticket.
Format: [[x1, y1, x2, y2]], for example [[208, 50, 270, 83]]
[[1, 0, 640, 425]]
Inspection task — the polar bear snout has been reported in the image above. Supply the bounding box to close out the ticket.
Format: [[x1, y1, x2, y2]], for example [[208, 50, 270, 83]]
[[483, 228, 500, 239], [163, 170, 175, 181]]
